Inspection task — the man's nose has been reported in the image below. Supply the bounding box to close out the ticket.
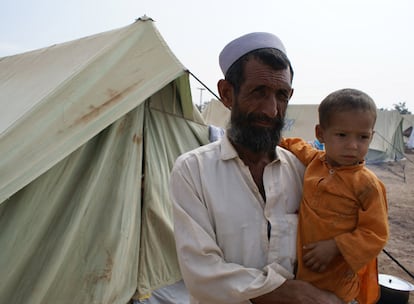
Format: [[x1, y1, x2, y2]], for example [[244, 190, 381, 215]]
[[261, 96, 279, 118]]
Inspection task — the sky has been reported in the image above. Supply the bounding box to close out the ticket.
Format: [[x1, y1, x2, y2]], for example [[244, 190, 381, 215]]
[[1, 0, 414, 112]]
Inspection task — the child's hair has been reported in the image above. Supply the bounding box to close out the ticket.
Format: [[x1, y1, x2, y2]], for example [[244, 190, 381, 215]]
[[318, 88, 377, 128]]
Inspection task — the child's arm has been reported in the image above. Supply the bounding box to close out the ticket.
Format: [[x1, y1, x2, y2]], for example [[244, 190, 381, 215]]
[[279, 137, 321, 166], [333, 179, 389, 273]]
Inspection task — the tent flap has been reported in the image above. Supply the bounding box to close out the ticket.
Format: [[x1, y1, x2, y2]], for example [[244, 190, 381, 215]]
[[0, 108, 144, 303]]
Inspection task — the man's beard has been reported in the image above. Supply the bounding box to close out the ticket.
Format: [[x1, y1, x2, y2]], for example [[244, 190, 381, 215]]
[[227, 109, 284, 153]]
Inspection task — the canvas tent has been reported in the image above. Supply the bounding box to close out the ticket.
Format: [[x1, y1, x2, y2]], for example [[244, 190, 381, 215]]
[[202, 99, 405, 163], [367, 110, 405, 163], [402, 114, 414, 149], [0, 16, 208, 304], [402, 114, 414, 133]]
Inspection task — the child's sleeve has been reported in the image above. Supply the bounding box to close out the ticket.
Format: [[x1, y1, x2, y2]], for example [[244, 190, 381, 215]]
[[334, 178, 389, 273], [279, 137, 320, 166]]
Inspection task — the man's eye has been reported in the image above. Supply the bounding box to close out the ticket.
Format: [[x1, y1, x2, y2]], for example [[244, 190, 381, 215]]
[[252, 88, 267, 97], [277, 92, 289, 103]]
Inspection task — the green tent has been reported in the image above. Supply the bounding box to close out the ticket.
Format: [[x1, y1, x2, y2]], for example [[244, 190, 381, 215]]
[[0, 16, 208, 303]]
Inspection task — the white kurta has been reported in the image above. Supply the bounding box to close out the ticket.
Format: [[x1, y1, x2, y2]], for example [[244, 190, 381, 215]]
[[169, 136, 305, 304]]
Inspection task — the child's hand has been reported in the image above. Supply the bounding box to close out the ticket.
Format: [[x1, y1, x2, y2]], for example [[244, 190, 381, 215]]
[[302, 239, 340, 273]]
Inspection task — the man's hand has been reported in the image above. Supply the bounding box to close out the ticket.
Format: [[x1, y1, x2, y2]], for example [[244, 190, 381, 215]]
[[250, 280, 344, 304], [303, 239, 340, 272]]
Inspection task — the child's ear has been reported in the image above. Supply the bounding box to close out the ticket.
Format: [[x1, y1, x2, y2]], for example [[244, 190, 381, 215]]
[[315, 124, 325, 143]]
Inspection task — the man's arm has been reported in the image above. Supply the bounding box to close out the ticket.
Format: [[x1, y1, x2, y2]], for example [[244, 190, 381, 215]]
[[251, 280, 344, 304]]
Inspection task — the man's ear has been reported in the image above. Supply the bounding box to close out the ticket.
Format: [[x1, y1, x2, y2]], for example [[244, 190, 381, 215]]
[[315, 124, 324, 143], [217, 79, 233, 110]]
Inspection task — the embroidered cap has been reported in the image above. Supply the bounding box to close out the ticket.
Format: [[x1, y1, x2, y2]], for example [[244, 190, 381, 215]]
[[219, 32, 287, 76]]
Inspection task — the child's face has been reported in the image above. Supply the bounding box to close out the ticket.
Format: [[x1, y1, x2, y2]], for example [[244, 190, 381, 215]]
[[316, 110, 375, 167]]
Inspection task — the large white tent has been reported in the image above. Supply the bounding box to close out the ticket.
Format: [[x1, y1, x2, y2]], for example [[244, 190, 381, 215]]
[[202, 99, 405, 164], [0, 16, 208, 303]]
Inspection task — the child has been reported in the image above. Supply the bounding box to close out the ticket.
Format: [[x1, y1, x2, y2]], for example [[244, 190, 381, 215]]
[[280, 88, 389, 303]]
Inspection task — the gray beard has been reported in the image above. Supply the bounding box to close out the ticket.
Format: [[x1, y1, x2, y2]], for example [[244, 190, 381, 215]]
[[227, 117, 284, 153]]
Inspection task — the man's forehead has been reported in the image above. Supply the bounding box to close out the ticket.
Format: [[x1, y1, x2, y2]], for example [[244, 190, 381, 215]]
[[242, 60, 292, 87]]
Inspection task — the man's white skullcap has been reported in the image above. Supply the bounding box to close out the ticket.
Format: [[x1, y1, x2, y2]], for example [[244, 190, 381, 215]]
[[219, 32, 287, 76]]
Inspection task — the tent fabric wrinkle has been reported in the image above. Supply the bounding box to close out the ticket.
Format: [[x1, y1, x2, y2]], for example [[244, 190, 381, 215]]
[[134, 76, 208, 300], [0, 109, 144, 303]]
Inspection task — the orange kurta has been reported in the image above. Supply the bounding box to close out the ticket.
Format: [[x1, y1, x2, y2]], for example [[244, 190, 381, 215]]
[[280, 138, 389, 303]]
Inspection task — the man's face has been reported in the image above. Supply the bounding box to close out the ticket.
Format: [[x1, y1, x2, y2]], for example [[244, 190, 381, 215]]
[[227, 58, 293, 153]]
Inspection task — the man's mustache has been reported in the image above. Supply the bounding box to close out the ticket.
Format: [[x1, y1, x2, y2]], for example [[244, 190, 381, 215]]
[[245, 114, 284, 126]]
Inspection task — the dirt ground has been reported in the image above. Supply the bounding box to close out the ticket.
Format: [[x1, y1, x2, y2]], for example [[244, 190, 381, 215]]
[[367, 149, 414, 303]]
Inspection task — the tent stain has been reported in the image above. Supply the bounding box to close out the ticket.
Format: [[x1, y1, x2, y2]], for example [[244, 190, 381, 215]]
[[132, 134, 142, 144], [73, 82, 142, 126]]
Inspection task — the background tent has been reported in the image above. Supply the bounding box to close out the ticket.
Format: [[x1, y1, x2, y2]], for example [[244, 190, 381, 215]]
[[402, 114, 414, 134], [201, 98, 230, 129], [202, 99, 405, 163], [0, 17, 208, 304], [367, 110, 405, 163], [402, 114, 414, 149]]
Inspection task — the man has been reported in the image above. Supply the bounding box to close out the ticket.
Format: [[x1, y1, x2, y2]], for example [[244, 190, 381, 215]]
[[169, 32, 343, 304]]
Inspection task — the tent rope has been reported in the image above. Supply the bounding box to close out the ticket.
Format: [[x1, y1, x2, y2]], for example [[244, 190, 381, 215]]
[[373, 131, 409, 182], [374, 131, 412, 164], [186, 69, 221, 101], [382, 248, 414, 281]]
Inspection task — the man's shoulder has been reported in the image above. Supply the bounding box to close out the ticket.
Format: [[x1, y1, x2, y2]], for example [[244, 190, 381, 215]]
[[276, 146, 306, 176], [276, 146, 306, 166], [175, 140, 221, 164]]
